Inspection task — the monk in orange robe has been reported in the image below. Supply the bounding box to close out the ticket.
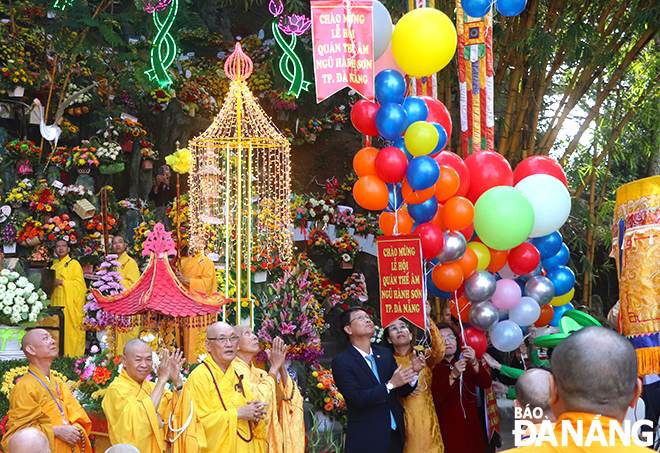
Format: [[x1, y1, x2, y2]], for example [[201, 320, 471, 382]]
[[511, 326, 649, 452], [1, 329, 91, 453]]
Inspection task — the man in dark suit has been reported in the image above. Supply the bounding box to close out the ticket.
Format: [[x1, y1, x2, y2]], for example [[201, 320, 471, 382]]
[[332, 307, 422, 453]]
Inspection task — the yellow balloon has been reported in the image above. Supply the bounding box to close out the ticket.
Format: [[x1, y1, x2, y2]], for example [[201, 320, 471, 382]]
[[467, 241, 490, 271], [405, 121, 439, 156], [550, 287, 575, 307], [391, 8, 457, 78]]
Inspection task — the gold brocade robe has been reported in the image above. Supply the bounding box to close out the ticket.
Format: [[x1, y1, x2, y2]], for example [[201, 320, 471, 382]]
[[2, 364, 92, 453], [102, 370, 205, 453], [51, 255, 86, 357], [186, 357, 266, 453], [394, 321, 446, 453], [115, 252, 141, 354], [179, 254, 218, 362]]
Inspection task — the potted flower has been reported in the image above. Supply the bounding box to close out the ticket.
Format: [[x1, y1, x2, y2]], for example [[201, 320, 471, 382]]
[[306, 364, 346, 428], [48, 146, 73, 170], [263, 89, 298, 120], [64, 83, 93, 116], [67, 141, 100, 174], [0, 220, 18, 254], [58, 184, 94, 207], [95, 140, 124, 175], [331, 233, 360, 269], [5, 180, 33, 208], [329, 106, 347, 131], [28, 183, 59, 214], [4, 139, 41, 175], [16, 216, 44, 247], [59, 119, 79, 142], [140, 140, 159, 170], [44, 214, 79, 249], [73, 233, 103, 269], [1, 59, 35, 97], [110, 118, 148, 152]]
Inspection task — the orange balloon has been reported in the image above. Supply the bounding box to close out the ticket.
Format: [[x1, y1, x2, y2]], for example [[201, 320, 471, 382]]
[[486, 248, 509, 273], [430, 204, 446, 230], [534, 305, 554, 327], [450, 295, 472, 322], [402, 178, 436, 205], [353, 147, 379, 177], [353, 175, 389, 211], [379, 210, 414, 235], [435, 165, 460, 202], [442, 196, 474, 231], [432, 262, 464, 292], [456, 247, 478, 278]]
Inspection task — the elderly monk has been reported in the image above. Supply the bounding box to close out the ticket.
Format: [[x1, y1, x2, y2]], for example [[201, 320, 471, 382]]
[[511, 326, 649, 452], [6, 427, 51, 453], [104, 445, 140, 453], [186, 322, 268, 453], [51, 240, 86, 357], [102, 340, 205, 453], [175, 249, 218, 363], [111, 235, 142, 354], [234, 327, 305, 453], [1, 329, 91, 453]]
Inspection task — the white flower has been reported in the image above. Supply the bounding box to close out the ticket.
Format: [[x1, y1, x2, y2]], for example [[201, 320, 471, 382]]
[[2, 306, 11, 315], [141, 333, 156, 343], [16, 277, 27, 287], [20, 304, 29, 313], [197, 353, 207, 363], [28, 313, 37, 322], [15, 289, 24, 297], [7, 282, 16, 290], [0, 269, 9, 276], [25, 283, 34, 293], [0, 277, 7, 285]]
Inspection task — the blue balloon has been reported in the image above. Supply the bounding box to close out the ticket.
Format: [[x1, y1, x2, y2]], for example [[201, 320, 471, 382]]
[[550, 302, 574, 327], [385, 183, 404, 212], [545, 266, 575, 297], [427, 272, 452, 298], [409, 197, 438, 224], [406, 156, 440, 191], [402, 96, 429, 124], [393, 137, 414, 162], [462, 0, 492, 18], [429, 122, 448, 156], [496, 0, 527, 16], [376, 103, 408, 141], [532, 231, 563, 259], [542, 243, 570, 271], [375, 69, 407, 104], [513, 278, 526, 294]]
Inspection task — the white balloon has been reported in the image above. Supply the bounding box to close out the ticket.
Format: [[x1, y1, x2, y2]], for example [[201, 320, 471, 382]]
[[509, 296, 541, 326], [515, 174, 571, 238], [373, 0, 393, 60], [498, 261, 516, 280], [491, 320, 523, 352]]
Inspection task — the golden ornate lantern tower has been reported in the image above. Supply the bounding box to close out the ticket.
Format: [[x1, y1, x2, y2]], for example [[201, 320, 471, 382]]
[[188, 42, 293, 324]]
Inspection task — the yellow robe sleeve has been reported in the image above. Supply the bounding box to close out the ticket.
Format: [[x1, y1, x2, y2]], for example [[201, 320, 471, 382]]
[[51, 257, 86, 357], [182, 256, 217, 297], [166, 386, 207, 453], [427, 320, 446, 369], [279, 377, 305, 453], [102, 372, 171, 453], [119, 253, 141, 289]]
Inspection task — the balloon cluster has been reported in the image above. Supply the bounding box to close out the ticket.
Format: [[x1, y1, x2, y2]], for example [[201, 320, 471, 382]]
[[462, 0, 528, 18]]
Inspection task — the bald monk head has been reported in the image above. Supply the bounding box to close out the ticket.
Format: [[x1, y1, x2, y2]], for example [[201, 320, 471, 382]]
[[205, 322, 238, 372], [122, 339, 154, 384], [7, 427, 51, 453], [549, 326, 642, 422], [235, 325, 260, 361], [21, 329, 58, 362], [515, 369, 555, 423], [104, 444, 140, 453]]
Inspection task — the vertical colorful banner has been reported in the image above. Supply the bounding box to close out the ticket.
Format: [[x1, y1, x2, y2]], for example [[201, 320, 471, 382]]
[[377, 235, 425, 328], [311, 0, 374, 102]]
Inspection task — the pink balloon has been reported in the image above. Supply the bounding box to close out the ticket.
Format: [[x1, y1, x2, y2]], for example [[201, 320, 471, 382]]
[[491, 279, 522, 310], [375, 41, 405, 76]]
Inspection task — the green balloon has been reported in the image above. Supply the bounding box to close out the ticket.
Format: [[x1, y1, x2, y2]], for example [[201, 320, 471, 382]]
[[473, 186, 534, 251]]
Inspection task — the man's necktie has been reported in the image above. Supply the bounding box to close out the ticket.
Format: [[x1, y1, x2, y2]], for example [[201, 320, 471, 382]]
[[366, 354, 397, 430]]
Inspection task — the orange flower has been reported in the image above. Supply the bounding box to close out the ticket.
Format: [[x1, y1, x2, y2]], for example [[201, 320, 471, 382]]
[[324, 402, 334, 411], [92, 366, 112, 385]]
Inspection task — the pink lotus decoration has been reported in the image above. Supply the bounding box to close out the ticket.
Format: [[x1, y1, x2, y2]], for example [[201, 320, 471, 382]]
[[137, 0, 173, 14], [278, 14, 312, 36], [269, 0, 284, 16]]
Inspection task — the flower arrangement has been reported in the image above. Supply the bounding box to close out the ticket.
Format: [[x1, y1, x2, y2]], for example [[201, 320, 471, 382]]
[[256, 269, 327, 364], [306, 229, 332, 250], [48, 146, 73, 169], [3, 139, 41, 167], [16, 216, 44, 246], [150, 88, 172, 105], [331, 234, 360, 264], [58, 184, 93, 205], [64, 83, 93, 115], [296, 197, 337, 228], [0, 59, 35, 92], [0, 221, 17, 245], [27, 244, 51, 267], [59, 119, 79, 141], [44, 214, 79, 246], [140, 140, 159, 160], [306, 364, 346, 423], [85, 213, 120, 234], [73, 348, 122, 413], [5, 181, 32, 207], [342, 273, 368, 302], [28, 184, 59, 213], [72, 233, 103, 266], [67, 142, 100, 170], [179, 81, 218, 116], [328, 106, 347, 124], [334, 209, 380, 236], [95, 140, 123, 164], [165, 147, 191, 174], [263, 89, 298, 111], [82, 254, 132, 331], [1, 366, 72, 400], [111, 118, 148, 142], [0, 263, 51, 326]]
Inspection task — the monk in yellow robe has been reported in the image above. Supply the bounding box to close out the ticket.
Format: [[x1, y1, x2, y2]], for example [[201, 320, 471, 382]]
[[102, 340, 206, 453], [111, 235, 142, 354], [186, 322, 268, 453], [51, 240, 86, 357], [234, 327, 305, 453], [2, 329, 91, 453], [512, 327, 649, 452], [176, 250, 218, 362]]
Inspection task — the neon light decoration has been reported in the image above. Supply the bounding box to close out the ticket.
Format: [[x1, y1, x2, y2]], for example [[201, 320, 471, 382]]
[[145, 0, 179, 87], [271, 22, 311, 98]]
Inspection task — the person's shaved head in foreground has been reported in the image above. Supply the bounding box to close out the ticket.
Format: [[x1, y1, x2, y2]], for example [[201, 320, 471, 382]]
[[515, 369, 555, 422], [123, 338, 151, 357], [7, 427, 51, 453], [104, 444, 140, 453], [549, 326, 641, 421]]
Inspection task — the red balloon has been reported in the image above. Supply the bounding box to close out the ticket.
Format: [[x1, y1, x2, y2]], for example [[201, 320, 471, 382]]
[[513, 155, 568, 188], [415, 222, 444, 260], [375, 147, 408, 183], [508, 242, 541, 275], [464, 151, 514, 203], [434, 151, 470, 198], [419, 96, 452, 139], [450, 295, 472, 322], [351, 99, 380, 136], [458, 222, 474, 242], [463, 327, 488, 358]]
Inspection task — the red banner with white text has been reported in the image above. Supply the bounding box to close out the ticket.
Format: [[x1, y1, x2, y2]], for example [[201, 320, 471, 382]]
[[377, 235, 425, 329], [310, 0, 374, 102]]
